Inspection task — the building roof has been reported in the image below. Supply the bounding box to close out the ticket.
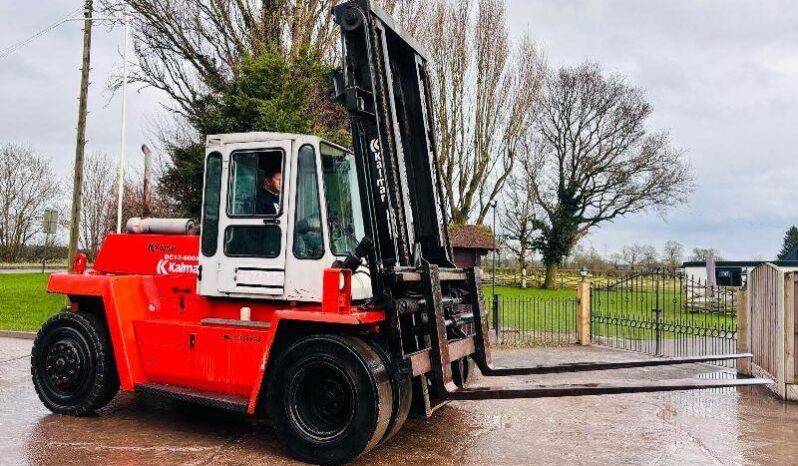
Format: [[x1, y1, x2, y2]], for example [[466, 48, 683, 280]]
[[683, 260, 798, 268], [449, 224, 495, 251]]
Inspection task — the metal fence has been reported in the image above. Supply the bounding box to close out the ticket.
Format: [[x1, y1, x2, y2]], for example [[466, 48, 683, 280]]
[[490, 295, 578, 346], [590, 270, 739, 367]]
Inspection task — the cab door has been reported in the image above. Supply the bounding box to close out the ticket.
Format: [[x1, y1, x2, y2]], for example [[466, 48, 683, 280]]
[[217, 140, 292, 296]]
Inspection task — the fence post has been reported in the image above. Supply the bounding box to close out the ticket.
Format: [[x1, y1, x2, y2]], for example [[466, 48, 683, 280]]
[[577, 280, 590, 346], [492, 294, 500, 343], [654, 269, 662, 356], [737, 288, 751, 376], [784, 273, 795, 394]]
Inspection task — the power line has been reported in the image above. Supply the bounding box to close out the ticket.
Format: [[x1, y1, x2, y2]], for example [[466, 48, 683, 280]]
[[0, 6, 84, 60]]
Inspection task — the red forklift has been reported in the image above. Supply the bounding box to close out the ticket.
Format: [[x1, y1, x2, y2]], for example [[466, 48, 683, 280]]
[[31, 1, 769, 464]]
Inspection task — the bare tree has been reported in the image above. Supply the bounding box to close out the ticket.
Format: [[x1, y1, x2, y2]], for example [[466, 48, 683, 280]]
[[689, 248, 723, 262], [501, 145, 539, 287], [662, 240, 685, 271], [530, 62, 693, 288], [102, 0, 421, 114], [639, 245, 659, 269], [570, 245, 612, 273], [100, 0, 344, 116], [107, 0, 544, 228], [381, 0, 433, 37], [425, 0, 545, 224], [0, 144, 60, 262], [616, 245, 641, 270], [613, 244, 656, 270], [78, 154, 116, 260], [65, 149, 176, 260]]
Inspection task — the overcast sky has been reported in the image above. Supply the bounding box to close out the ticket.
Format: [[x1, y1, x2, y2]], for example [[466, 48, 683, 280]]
[[1, 1, 796, 260], [505, 0, 798, 260]]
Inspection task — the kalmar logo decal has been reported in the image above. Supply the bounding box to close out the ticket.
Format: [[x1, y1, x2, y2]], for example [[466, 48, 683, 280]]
[[156, 259, 199, 275], [369, 137, 387, 203], [147, 242, 177, 253]]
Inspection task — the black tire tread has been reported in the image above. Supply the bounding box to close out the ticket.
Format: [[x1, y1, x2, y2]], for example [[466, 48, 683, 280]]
[[30, 311, 119, 416], [365, 337, 412, 446], [267, 333, 393, 465]]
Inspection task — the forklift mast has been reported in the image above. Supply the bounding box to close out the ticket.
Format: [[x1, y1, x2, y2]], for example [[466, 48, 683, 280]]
[[331, 0, 768, 405], [333, 0, 454, 302]]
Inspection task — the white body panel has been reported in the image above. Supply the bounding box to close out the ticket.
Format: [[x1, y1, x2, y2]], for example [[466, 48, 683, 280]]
[[197, 132, 372, 302]]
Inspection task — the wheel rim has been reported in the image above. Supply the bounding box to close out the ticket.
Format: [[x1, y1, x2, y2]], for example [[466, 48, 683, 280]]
[[37, 327, 94, 404], [287, 359, 356, 442]]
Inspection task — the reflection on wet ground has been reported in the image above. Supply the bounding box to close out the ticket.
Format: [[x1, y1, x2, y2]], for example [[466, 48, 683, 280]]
[[2, 337, 798, 465]]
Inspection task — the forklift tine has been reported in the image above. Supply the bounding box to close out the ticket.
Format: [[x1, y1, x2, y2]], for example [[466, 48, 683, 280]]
[[444, 377, 772, 401], [475, 353, 755, 376]]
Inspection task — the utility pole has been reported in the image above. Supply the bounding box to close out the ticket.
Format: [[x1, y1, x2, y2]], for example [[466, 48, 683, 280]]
[[67, 0, 93, 271]]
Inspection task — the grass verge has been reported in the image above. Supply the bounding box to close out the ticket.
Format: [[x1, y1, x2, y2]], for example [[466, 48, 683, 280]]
[[0, 273, 64, 332]]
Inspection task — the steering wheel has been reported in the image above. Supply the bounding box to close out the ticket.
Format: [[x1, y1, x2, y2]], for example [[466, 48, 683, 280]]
[[327, 215, 356, 246]]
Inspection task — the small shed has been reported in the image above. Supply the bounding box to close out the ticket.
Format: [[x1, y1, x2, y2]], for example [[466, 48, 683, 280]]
[[449, 224, 495, 268], [682, 260, 798, 286]]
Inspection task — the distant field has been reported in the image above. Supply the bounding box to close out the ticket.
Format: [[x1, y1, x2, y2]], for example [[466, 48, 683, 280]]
[[486, 267, 625, 291], [0, 273, 63, 332]]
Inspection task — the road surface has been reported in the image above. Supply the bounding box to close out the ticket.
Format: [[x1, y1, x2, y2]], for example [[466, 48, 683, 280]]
[[2, 338, 797, 465]]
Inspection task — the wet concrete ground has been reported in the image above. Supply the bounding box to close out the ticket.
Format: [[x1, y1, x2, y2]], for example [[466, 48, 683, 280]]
[[2, 336, 798, 466]]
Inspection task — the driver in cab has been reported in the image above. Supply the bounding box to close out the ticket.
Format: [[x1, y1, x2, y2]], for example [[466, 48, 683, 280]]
[[256, 167, 281, 215]]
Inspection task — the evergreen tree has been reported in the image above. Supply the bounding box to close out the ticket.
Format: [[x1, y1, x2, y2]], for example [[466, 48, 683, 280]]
[[159, 49, 348, 217], [777, 226, 798, 260]]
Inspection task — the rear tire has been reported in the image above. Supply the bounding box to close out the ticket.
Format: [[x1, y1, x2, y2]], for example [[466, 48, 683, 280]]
[[267, 334, 393, 465], [31, 311, 119, 416]]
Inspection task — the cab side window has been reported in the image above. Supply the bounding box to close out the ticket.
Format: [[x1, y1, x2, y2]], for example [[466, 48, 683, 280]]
[[293, 145, 323, 259], [224, 225, 281, 258], [228, 150, 284, 217], [201, 152, 223, 257], [225, 149, 284, 258]]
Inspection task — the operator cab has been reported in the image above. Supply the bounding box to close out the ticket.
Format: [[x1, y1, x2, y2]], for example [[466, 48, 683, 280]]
[[197, 132, 370, 302]]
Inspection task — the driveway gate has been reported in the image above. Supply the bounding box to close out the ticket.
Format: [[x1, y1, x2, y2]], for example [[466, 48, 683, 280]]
[[590, 270, 739, 366], [490, 295, 579, 346]]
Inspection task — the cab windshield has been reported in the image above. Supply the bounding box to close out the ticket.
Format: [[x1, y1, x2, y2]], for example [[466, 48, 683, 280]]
[[321, 143, 365, 256]]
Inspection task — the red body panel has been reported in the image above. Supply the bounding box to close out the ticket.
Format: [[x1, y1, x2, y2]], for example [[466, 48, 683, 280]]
[[47, 235, 384, 415], [93, 234, 200, 275]]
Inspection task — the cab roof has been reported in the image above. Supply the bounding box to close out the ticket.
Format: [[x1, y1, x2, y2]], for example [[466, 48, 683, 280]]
[[206, 132, 351, 154]]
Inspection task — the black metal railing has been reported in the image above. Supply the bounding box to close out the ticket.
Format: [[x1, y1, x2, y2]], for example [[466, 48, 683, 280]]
[[590, 270, 739, 367], [489, 295, 578, 346]]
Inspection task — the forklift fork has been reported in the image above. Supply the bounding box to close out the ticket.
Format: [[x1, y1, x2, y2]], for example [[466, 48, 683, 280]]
[[413, 265, 771, 402]]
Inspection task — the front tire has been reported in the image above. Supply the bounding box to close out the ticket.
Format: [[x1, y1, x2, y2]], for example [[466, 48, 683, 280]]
[[31, 312, 119, 416], [364, 338, 412, 446], [267, 334, 393, 465]]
